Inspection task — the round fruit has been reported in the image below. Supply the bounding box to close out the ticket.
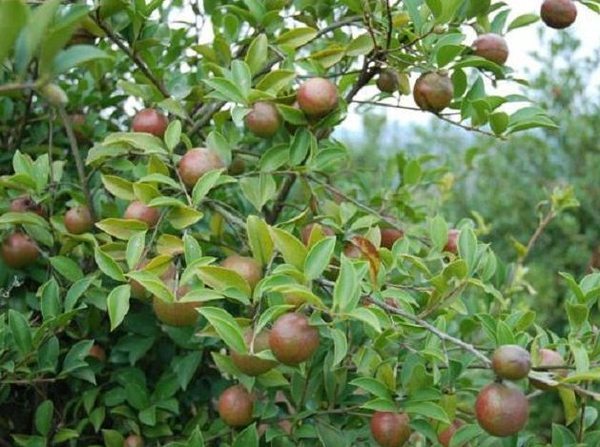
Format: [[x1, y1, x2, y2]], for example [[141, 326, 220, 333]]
[[131, 261, 176, 300], [269, 313, 320, 365], [123, 434, 144, 447], [40, 83, 68, 106], [300, 223, 335, 246], [221, 255, 262, 289], [370, 411, 411, 447], [88, 344, 106, 362], [132, 108, 168, 137], [475, 383, 529, 437], [1, 232, 39, 269], [531, 348, 567, 390], [380, 228, 404, 249], [10, 196, 45, 217], [444, 229, 460, 254], [297, 77, 339, 116], [343, 242, 363, 259], [178, 148, 225, 188], [218, 385, 254, 427], [491, 345, 531, 380], [124, 201, 160, 228], [541, 0, 577, 29], [64, 206, 94, 234], [152, 285, 202, 327], [376, 69, 400, 93], [413, 72, 454, 113], [438, 419, 464, 447], [245, 102, 281, 137], [68, 27, 96, 46], [231, 329, 277, 376], [229, 157, 246, 175], [472, 33, 509, 65]]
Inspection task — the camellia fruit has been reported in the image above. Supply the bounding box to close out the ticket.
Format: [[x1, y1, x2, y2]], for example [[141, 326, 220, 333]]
[[491, 345, 531, 380], [444, 229, 460, 254], [300, 223, 335, 246], [380, 228, 404, 249], [230, 329, 277, 376], [541, 0, 577, 29], [370, 411, 411, 447], [1, 232, 39, 269], [64, 205, 94, 234], [152, 285, 203, 327], [297, 77, 339, 116], [221, 255, 263, 289], [123, 434, 144, 447], [413, 71, 454, 113], [132, 108, 168, 137], [475, 383, 529, 437], [218, 385, 254, 427], [87, 344, 107, 362], [124, 201, 160, 228], [178, 148, 225, 188], [376, 69, 400, 93], [269, 313, 320, 365], [245, 102, 281, 137], [472, 33, 509, 65], [438, 419, 465, 447], [531, 348, 567, 390], [10, 196, 45, 217]]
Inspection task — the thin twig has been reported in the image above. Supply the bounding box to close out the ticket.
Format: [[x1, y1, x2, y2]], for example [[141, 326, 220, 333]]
[[384, 0, 393, 50], [521, 210, 556, 262], [437, 114, 505, 139]]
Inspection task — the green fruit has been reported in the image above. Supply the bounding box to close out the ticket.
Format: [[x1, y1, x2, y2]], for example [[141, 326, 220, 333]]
[[376, 69, 400, 93], [475, 383, 529, 437], [491, 345, 531, 380], [218, 385, 254, 427], [39, 83, 68, 106], [370, 411, 411, 447], [269, 313, 320, 365]]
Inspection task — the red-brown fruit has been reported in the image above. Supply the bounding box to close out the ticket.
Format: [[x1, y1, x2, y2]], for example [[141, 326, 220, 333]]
[[231, 329, 277, 376], [123, 435, 144, 447], [218, 385, 254, 427], [10, 196, 45, 217], [70, 113, 88, 143], [178, 148, 225, 188], [380, 228, 404, 249], [370, 411, 411, 447], [221, 255, 263, 289], [1, 233, 39, 269], [68, 28, 96, 46], [132, 108, 168, 137], [152, 285, 202, 327], [376, 69, 400, 93], [438, 419, 465, 447], [475, 383, 529, 437], [229, 157, 246, 176], [491, 345, 531, 380], [531, 348, 567, 390], [269, 313, 320, 365], [87, 344, 106, 362], [124, 201, 160, 228], [64, 206, 94, 234], [444, 229, 460, 254], [297, 77, 339, 116], [413, 72, 454, 113], [245, 102, 281, 137], [343, 242, 363, 259], [473, 33, 509, 65], [300, 223, 335, 246], [541, 0, 577, 29], [130, 261, 176, 300]]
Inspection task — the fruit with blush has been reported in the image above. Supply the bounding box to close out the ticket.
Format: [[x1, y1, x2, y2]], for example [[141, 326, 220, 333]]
[[124, 201, 160, 228], [413, 71, 453, 113], [472, 33, 509, 65], [230, 329, 277, 376], [64, 205, 94, 234], [245, 102, 281, 137], [541, 0, 577, 29], [221, 255, 263, 289], [178, 148, 225, 188], [297, 77, 339, 116], [132, 108, 168, 137], [269, 313, 320, 365], [475, 382, 529, 437], [1, 232, 39, 269], [370, 411, 411, 447], [218, 385, 254, 427]]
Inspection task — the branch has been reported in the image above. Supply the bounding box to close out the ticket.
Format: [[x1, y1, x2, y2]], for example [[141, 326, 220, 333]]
[[353, 99, 458, 116], [265, 173, 297, 224], [384, 0, 393, 50], [521, 210, 556, 262], [437, 114, 505, 139]]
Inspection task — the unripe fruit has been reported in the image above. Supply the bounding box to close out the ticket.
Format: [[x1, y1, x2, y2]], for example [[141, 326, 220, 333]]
[[269, 313, 320, 365], [218, 385, 254, 427], [541, 0, 577, 29], [413, 72, 453, 113], [132, 108, 168, 137], [370, 411, 411, 447], [87, 344, 106, 362], [39, 83, 68, 106], [531, 348, 567, 390], [221, 255, 263, 289], [444, 229, 460, 254], [376, 69, 400, 93], [231, 329, 277, 376], [245, 102, 281, 137], [124, 201, 160, 228], [64, 206, 94, 234], [380, 228, 404, 249], [472, 33, 509, 65], [123, 434, 144, 447], [475, 383, 529, 437], [491, 345, 531, 380], [152, 285, 202, 327], [178, 148, 225, 188], [229, 157, 246, 175], [438, 419, 465, 447], [300, 223, 335, 246], [1, 233, 39, 269], [10, 196, 45, 217], [297, 77, 339, 116]]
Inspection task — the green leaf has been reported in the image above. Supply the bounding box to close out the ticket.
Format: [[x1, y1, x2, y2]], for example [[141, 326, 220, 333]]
[[53, 45, 110, 74], [34, 400, 54, 437], [246, 216, 273, 265], [567, 302, 588, 331], [96, 218, 148, 240], [489, 111, 509, 135], [429, 215, 449, 251], [348, 307, 382, 333], [350, 377, 392, 400], [126, 231, 147, 271], [103, 132, 167, 154], [233, 423, 258, 447], [245, 33, 268, 74], [102, 429, 124, 447], [203, 77, 247, 104], [0, 0, 28, 63], [192, 169, 224, 206], [449, 424, 483, 447], [507, 14, 539, 31], [269, 227, 307, 270], [276, 27, 317, 48], [49, 256, 84, 282], [126, 271, 174, 303], [196, 265, 252, 299], [174, 351, 203, 391], [197, 307, 246, 353], [304, 236, 335, 280], [289, 128, 312, 165], [240, 175, 276, 211], [164, 120, 182, 152], [0, 211, 49, 228], [39, 278, 60, 320], [101, 174, 135, 200], [231, 60, 252, 96], [458, 228, 477, 272], [9, 310, 32, 356], [94, 247, 126, 282], [167, 206, 203, 230], [277, 104, 308, 125], [558, 388, 579, 426], [346, 33, 374, 56], [334, 257, 359, 313], [404, 401, 450, 424], [330, 328, 348, 367], [255, 69, 295, 94], [403, 159, 422, 184], [107, 285, 131, 331]]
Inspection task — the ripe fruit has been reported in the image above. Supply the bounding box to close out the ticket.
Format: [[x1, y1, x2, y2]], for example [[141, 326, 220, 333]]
[[230, 329, 277, 376], [491, 345, 531, 380], [370, 411, 411, 447], [444, 229, 460, 254], [124, 201, 160, 228], [87, 344, 106, 362], [1, 233, 39, 269], [152, 285, 202, 327], [178, 148, 225, 188], [297, 77, 339, 116], [123, 435, 144, 447], [438, 419, 464, 447], [413, 72, 453, 113], [541, 0, 577, 29], [376, 69, 400, 93], [221, 255, 263, 289], [10, 196, 45, 217], [472, 33, 509, 65], [380, 228, 404, 249], [300, 223, 335, 246], [343, 242, 363, 259], [218, 385, 254, 427], [269, 313, 320, 365], [475, 383, 529, 437], [132, 108, 168, 137], [68, 27, 96, 46], [245, 102, 281, 137], [531, 348, 567, 390], [64, 206, 94, 234]]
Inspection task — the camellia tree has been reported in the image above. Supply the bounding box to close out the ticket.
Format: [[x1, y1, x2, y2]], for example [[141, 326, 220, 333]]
[[1, 0, 599, 446]]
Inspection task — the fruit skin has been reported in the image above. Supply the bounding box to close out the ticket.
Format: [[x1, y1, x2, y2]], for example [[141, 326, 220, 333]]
[[218, 385, 254, 427], [10, 196, 45, 217], [491, 345, 531, 380], [64, 206, 94, 234], [152, 285, 202, 327], [123, 434, 144, 447], [444, 229, 460, 254], [475, 383, 529, 437], [413, 72, 454, 113], [473, 33, 509, 65], [178, 148, 225, 188], [124, 201, 160, 228], [376, 69, 400, 93], [245, 102, 281, 137], [39, 83, 68, 106], [1, 233, 39, 269], [297, 77, 339, 116], [531, 348, 567, 390], [88, 344, 106, 362], [370, 411, 411, 447], [541, 0, 577, 29], [380, 228, 404, 249], [300, 223, 335, 246], [269, 313, 320, 365], [438, 419, 465, 447], [231, 329, 277, 376], [132, 108, 168, 137], [221, 255, 263, 289]]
